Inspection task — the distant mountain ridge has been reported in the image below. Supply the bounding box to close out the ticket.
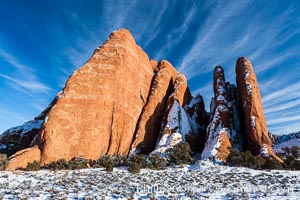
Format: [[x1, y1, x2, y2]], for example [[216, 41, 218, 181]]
[[0, 29, 288, 170]]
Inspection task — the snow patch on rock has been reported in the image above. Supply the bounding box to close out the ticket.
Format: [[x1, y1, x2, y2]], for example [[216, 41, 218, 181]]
[[153, 100, 193, 155], [250, 116, 255, 129], [260, 144, 269, 158]]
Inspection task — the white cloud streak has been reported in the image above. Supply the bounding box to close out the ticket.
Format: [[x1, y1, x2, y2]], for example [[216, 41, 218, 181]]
[[0, 50, 50, 93]]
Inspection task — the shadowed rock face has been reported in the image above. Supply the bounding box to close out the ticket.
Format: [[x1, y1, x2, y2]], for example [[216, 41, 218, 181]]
[[236, 57, 282, 162], [130, 60, 178, 155], [153, 74, 195, 154]]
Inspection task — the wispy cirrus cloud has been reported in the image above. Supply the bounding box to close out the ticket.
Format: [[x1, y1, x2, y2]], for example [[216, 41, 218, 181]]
[[0, 73, 50, 92], [0, 49, 50, 93]]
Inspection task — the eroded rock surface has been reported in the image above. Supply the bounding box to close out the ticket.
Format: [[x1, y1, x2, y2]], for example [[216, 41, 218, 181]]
[[35, 29, 154, 164], [130, 61, 178, 155], [236, 57, 282, 162], [6, 146, 40, 171], [202, 66, 243, 162]]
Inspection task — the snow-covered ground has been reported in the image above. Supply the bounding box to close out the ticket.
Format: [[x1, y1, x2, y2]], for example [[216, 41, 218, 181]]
[[0, 161, 299, 199]]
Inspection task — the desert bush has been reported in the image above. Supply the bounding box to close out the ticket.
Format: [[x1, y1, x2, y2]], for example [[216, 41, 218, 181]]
[[25, 161, 41, 171], [243, 151, 266, 169], [97, 155, 112, 168], [129, 154, 147, 168], [111, 155, 128, 167], [106, 163, 113, 172], [148, 153, 167, 170], [263, 158, 284, 170], [128, 154, 147, 173], [0, 154, 8, 171], [47, 159, 73, 170], [227, 149, 264, 169], [227, 148, 244, 167], [69, 156, 90, 170], [280, 146, 300, 170], [128, 162, 141, 173], [166, 142, 194, 165], [227, 148, 285, 170]]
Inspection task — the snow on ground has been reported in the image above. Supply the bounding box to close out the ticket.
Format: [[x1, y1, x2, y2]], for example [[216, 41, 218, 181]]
[[0, 161, 299, 199]]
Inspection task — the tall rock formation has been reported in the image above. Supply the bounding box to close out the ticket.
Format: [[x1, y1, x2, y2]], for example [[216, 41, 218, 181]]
[[34, 29, 155, 164], [236, 57, 282, 162], [202, 66, 242, 162], [2, 29, 206, 170], [153, 74, 195, 154], [0, 28, 283, 169], [130, 60, 178, 155]]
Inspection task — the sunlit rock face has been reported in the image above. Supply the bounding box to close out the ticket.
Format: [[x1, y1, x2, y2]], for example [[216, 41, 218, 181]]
[[236, 56, 282, 163], [1, 29, 284, 170]]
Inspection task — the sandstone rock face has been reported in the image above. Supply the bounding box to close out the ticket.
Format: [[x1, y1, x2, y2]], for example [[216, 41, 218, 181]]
[[168, 74, 192, 107], [6, 146, 40, 171], [153, 74, 194, 154], [236, 57, 282, 162], [130, 60, 178, 155], [34, 29, 154, 164], [1, 28, 283, 168], [202, 66, 242, 162], [202, 66, 232, 162]]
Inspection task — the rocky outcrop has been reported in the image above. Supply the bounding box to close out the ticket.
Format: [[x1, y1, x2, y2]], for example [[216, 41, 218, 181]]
[[1, 28, 284, 169], [6, 146, 40, 171], [33, 29, 156, 165], [153, 74, 194, 154], [202, 66, 243, 163], [130, 60, 178, 155], [236, 57, 282, 162]]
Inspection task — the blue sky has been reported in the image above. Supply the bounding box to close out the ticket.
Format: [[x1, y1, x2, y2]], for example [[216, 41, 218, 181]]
[[0, 0, 299, 135]]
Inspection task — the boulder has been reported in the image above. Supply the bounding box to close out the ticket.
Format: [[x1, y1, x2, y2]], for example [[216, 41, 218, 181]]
[[6, 146, 40, 171]]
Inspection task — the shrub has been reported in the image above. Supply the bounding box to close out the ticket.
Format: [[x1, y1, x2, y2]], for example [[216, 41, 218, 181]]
[[97, 155, 112, 168], [47, 159, 73, 170], [128, 154, 147, 173], [148, 153, 167, 170], [243, 151, 266, 169], [263, 158, 284, 170], [69, 156, 90, 170], [106, 163, 113, 172], [111, 155, 128, 167], [129, 154, 147, 168], [227, 148, 284, 170], [0, 154, 8, 171], [166, 142, 194, 165], [25, 161, 40, 171], [280, 146, 300, 170], [227, 148, 244, 167], [128, 162, 141, 173]]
